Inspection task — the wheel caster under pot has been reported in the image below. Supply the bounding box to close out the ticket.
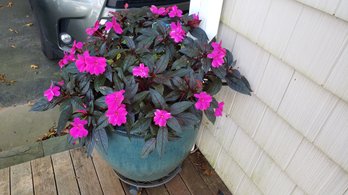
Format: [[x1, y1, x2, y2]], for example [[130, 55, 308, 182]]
[[115, 165, 182, 194]]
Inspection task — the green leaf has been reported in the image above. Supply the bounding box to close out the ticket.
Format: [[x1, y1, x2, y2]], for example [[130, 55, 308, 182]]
[[104, 65, 113, 81], [171, 56, 188, 70], [140, 54, 156, 71], [124, 36, 136, 49], [152, 84, 164, 95], [94, 76, 106, 92], [130, 118, 151, 134], [204, 76, 222, 95], [133, 91, 149, 102], [125, 77, 138, 99], [96, 115, 109, 130], [165, 91, 181, 102], [170, 101, 193, 115], [179, 47, 199, 58], [212, 66, 227, 79], [190, 27, 209, 42], [57, 100, 73, 134], [201, 58, 211, 73], [71, 96, 85, 110], [225, 73, 252, 95], [94, 128, 108, 153], [95, 96, 107, 109], [154, 52, 170, 74], [149, 89, 166, 108], [30, 97, 51, 111], [141, 138, 156, 158], [64, 63, 79, 74], [176, 112, 200, 126], [123, 55, 137, 71], [156, 127, 168, 156], [113, 73, 125, 91], [167, 117, 182, 133], [98, 86, 114, 95], [225, 49, 234, 67], [86, 137, 96, 157], [204, 107, 216, 124], [107, 49, 127, 58]]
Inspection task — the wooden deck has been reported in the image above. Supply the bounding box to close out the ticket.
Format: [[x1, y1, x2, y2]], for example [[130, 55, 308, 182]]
[[0, 148, 231, 195]]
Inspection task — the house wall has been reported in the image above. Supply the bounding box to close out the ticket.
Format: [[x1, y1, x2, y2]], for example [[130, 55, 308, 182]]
[[196, 0, 348, 194]]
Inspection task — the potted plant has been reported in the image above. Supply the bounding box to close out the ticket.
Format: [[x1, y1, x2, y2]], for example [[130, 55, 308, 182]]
[[31, 5, 251, 183]]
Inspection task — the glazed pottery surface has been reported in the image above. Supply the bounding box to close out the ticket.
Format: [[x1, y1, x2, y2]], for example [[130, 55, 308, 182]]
[[97, 125, 199, 182]]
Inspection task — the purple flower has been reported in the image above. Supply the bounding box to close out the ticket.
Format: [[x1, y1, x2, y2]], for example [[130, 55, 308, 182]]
[[105, 17, 123, 34], [85, 55, 107, 75], [106, 104, 128, 126], [154, 109, 172, 127], [86, 20, 100, 35], [75, 51, 90, 73], [132, 63, 150, 78], [214, 102, 224, 117], [44, 84, 60, 102], [69, 118, 88, 139], [194, 92, 212, 111], [150, 5, 167, 16], [168, 5, 183, 18], [170, 21, 186, 43], [207, 41, 226, 68], [105, 90, 125, 109], [58, 52, 75, 68]]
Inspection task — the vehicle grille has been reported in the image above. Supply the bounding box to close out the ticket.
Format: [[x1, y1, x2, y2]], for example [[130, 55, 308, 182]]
[[106, 0, 189, 9]]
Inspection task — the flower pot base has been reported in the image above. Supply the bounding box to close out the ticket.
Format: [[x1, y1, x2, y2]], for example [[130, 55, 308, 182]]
[[115, 164, 182, 190]]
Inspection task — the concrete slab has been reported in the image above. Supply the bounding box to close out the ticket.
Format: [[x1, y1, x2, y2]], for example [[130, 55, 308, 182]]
[[0, 0, 59, 107], [0, 0, 62, 151]]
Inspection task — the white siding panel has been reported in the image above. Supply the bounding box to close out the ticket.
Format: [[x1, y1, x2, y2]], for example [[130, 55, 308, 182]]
[[325, 42, 348, 102], [233, 35, 270, 92], [229, 94, 267, 136], [257, 56, 294, 110], [220, 0, 235, 26], [215, 148, 245, 193], [296, 0, 340, 15], [252, 153, 296, 195], [220, 87, 236, 114], [283, 6, 348, 84], [229, 0, 272, 43], [277, 72, 338, 141], [228, 128, 262, 177], [236, 176, 263, 195], [314, 100, 348, 171], [254, 109, 303, 169], [217, 22, 237, 51], [258, 0, 303, 58], [197, 126, 222, 166], [214, 115, 238, 151], [286, 140, 342, 194], [315, 168, 348, 195], [335, 0, 348, 22], [291, 187, 307, 195]]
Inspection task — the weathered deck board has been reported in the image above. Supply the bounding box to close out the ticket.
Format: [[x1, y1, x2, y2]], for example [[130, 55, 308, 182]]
[[165, 174, 191, 195], [51, 151, 80, 195], [189, 152, 232, 195], [2, 148, 230, 195], [31, 156, 57, 195], [0, 167, 10, 195], [92, 151, 125, 195], [70, 148, 103, 195], [145, 185, 170, 195], [10, 161, 33, 195], [180, 158, 213, 195]]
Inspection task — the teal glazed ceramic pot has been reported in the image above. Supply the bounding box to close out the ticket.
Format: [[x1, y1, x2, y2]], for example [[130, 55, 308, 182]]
[[97, 125, 199, 182]]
